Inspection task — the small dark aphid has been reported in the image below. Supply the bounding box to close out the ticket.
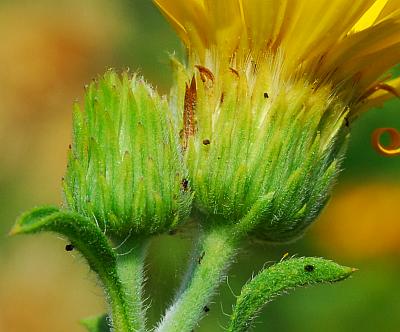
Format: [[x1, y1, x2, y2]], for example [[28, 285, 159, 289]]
[[304, 264, 315, 272], [198, 251, 205, 264], [65, 244, 74, 252], [203, 305, 210, 313], [182, 179, 189, 191], [203, 139, 211, 145], [345, 117, 350, 127], [264, 92, 269, 99]]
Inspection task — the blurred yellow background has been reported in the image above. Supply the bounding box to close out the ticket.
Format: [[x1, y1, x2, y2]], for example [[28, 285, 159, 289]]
[[0, 1, 399, 331]]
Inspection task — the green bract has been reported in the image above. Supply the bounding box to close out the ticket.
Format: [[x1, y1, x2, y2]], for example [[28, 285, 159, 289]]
[[173, 60, 349, 242], [63, 70, 192, 236], [228, 257, 355, 332]]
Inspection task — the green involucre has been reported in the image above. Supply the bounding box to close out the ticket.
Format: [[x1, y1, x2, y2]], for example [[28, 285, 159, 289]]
[[228, 257, 355, 332], [63, 70, 192, 236], [172, 59, 349, 242]]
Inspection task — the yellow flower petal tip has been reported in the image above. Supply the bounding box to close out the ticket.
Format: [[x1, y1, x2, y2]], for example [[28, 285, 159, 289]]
[[372, 127, 400, 156]]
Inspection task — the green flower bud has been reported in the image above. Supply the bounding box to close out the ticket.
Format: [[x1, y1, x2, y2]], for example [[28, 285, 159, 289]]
[[63, 70, 192, 236], [172, 61, 348, 243]]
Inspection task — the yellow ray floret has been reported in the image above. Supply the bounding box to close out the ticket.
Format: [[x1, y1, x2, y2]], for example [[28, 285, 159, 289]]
[[353, 0, 390, 31], [155, 0, 399, 96]]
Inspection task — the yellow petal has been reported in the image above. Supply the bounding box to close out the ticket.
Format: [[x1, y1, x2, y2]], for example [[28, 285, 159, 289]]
[[353, 0, 389, 31], [281, 0, 376, 70], [240, 0, 291, 51], [377, 0, 400, 20], [320, 13, 400, 87], [154, 0, 400, 107], [153, 0, 209, 49], [203, 0, 244, 56]]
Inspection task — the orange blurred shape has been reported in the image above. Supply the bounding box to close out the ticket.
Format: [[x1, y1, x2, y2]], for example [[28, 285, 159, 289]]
[[371, 128, 400, 157], [312, 182, 400, 259]]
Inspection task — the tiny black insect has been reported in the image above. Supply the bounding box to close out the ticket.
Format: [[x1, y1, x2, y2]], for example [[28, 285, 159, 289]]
[[203, 305, 210, 313], [65, 244, 74, 252], [182, 179, 189, 191], [304, 264, 315, 272], [264, 92, 269, 99], [198, 251, 205, 264], [202, 139, 211, 145]]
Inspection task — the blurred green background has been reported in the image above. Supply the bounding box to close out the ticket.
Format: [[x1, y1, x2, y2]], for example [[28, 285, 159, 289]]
[[0, 1, 399, 331]]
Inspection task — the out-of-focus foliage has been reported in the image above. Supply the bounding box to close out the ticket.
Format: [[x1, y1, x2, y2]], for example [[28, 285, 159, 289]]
[[0, 1, 399, 331]]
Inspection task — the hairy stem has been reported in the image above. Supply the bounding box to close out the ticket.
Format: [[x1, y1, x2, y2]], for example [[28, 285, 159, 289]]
[[156, 224, 238, 332], [112, 236, 149, 332]]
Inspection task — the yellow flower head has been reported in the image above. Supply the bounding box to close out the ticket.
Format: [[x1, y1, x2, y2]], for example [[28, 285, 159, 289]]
[[155, 0, 400, 115], [154, 0, 400, 241]]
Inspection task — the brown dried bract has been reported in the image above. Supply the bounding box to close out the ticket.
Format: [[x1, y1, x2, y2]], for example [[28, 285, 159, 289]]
[[183, 76, 197, 150], [229, 67, 240, 78], [195, 65, 214, 84]]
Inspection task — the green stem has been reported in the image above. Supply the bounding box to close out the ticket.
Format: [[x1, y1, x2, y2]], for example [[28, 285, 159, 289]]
[[156, 224, 238, 332], [102, 277, 133, 332], [111, 236, 149, 332]]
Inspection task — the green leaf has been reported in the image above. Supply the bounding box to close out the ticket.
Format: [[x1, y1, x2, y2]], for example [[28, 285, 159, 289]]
[[11, 206, 140, 332], [228, 257, 356, 332], [81, 314, 110, 332], [11, 206, 116, 277]]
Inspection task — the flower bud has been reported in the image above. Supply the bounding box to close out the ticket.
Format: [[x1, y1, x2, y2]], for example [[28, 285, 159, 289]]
[[63, 70, 192, 236], [174, 62, 348, 242]]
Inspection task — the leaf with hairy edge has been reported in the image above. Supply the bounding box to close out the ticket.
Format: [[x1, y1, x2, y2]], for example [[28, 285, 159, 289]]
[[228, 257, 356, 332], [11, 206, 116, 276], [10, 206, 138, 332], [81, 315, 110, 332]]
